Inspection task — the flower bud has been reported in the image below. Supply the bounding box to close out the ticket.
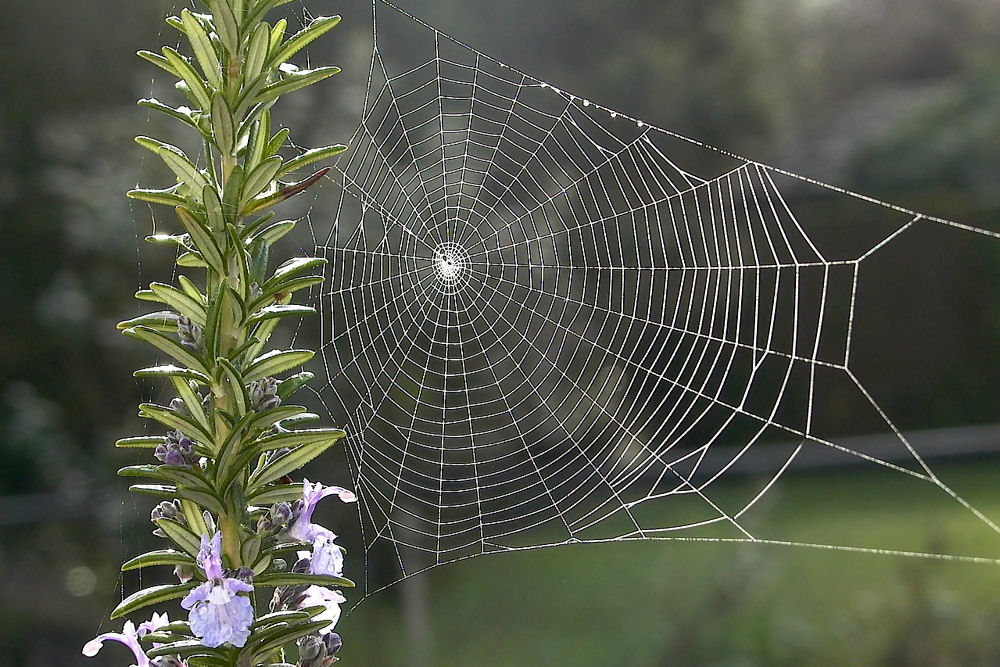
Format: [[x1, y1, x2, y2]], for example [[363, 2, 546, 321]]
[[249, 377, 281, 411], [151, 500, 186, 537], [177, 317, 201, 348], [296, 631, 343, 667], [156, 431, 198, 468], [151, 499, 184, 523], [270, 582, 308, 611], [177, 316, 204, 352], [298, 634, 323, 661], [162, 449, 186, 467], [272, 502, 293, 527], [324, 633, 343, 655]]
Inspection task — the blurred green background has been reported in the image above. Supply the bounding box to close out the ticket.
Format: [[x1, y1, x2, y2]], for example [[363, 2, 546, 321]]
[[2, 0, 1000, 665]]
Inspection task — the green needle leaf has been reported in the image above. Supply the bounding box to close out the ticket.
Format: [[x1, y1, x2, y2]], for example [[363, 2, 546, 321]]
[[116, 436, 164, 449], [117, 311, 179, 333], [276, 371, 314, 399], [247, 483, 303, 505], [247, 304, 316, 325], [137, 50, 176, 76], [122, 326, 208, 375], [253, 572, 354, 589], [133, 365, 211, 384], [181, 10, 222, 88], [245, 22, 271, 82], [210, 0, 240, 56], [121, 549, 195, 572], [247, 219, 295, 246], [127, 186, 187, 207], [253, 427, 347, 452], [110, 583, 198, 619], [135, 136, 208, 191], [138, 98, 200, 131], [161, 47, 212, 109], [254, 66, 341, 105], [175, 206, 226, 274], [263, 257, 327, 290], [247, 436, 344, 491], [138, 403, 214, 444], [149, 281, 208, 325], [244, 349, 314, 382], [279, 144, 347, 177], [242, 156, 283, 204], [270, 15, 341, 68], [210, 93, 235, 157], [155, 518, 204, 557]]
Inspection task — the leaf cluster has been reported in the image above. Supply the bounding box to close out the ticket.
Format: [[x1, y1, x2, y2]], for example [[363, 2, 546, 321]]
[[113, 1, 351, 664]]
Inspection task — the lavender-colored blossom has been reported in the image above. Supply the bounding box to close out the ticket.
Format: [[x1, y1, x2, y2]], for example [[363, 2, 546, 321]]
[[137, 612, 170, 640], [299, 585, 347, 634], [180, 532, 254, 648], [195, 532, 225, 579], [288, 479, 356, 543], [82, 620, 150, 666], [299, 532, 344, 577]]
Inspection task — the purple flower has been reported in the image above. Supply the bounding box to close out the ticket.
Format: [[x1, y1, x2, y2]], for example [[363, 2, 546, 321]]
[[307, 532, 344, 577], [82, 619, 151, 666], [299, 585, 347, 634], [180, 532, 254, 648], [137, 612, 171, 644], [283, 481, 354, 635], [288, 479, 356, 543]]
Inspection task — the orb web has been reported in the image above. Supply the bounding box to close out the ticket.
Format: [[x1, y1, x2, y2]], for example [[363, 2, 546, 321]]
[[305, 0, 1000, 596]]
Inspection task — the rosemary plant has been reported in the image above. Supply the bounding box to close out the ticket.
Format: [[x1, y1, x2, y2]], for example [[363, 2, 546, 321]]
[[83, 1, 353, 665]]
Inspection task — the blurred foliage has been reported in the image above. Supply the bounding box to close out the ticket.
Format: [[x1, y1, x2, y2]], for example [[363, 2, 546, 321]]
[[1, 0, 999, 664], [337, 462, 1000, 666]]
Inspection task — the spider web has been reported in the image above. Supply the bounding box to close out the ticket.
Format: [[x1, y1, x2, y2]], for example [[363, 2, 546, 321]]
[[304, 0, 1000, 596]]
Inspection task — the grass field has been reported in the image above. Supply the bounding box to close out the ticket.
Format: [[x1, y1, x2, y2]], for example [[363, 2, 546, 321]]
[[337, 460, 1000, 666]]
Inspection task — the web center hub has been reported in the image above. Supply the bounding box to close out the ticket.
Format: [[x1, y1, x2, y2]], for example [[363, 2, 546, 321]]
[[433, 242, 470, 284]]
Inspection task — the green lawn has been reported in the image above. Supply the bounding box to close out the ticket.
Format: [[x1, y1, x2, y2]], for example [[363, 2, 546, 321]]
[[339, 461, 1000, 666]]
